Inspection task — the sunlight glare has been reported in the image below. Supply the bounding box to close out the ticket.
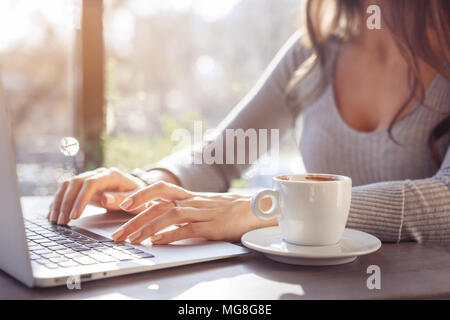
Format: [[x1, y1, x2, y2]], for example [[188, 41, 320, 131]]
[[128, 0, 242, 22], [0, 0, 75, 51]]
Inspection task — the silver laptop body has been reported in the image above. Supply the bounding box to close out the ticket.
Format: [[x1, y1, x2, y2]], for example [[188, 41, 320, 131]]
[[0, 102, 249, 288]]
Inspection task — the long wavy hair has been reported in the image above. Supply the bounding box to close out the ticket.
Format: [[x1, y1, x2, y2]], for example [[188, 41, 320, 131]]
[[287, 0, 450, 166]]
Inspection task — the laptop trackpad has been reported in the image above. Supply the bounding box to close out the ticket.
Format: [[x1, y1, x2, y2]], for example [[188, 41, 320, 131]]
[[68, 208, 132, 239]]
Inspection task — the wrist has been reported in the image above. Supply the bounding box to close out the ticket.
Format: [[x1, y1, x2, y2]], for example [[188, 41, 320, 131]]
[[131, 168, 181, 186]]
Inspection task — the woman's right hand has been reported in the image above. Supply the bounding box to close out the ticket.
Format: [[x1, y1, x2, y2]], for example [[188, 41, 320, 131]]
[[47, 167, 179, 225]]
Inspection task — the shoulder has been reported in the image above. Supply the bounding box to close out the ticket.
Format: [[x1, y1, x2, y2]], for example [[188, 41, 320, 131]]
[[425, 69, 450, 114], [269, 31, 313, 76]]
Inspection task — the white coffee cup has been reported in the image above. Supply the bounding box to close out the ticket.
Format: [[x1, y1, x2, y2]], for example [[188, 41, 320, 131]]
[[251, 174, 352, 246]]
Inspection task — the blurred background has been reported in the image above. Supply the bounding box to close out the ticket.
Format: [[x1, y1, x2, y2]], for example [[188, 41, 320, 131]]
[[0, 0, 305, 196]]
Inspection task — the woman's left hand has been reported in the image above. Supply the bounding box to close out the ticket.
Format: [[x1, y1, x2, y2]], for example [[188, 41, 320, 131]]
[[111, 181, 277, 244]]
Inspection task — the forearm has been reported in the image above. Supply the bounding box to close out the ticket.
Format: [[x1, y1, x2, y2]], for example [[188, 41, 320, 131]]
[[347, 166, 450, 243], [131, 167, 181, 186], [347, 181, 405, 243], [401, 173, 450, 242]]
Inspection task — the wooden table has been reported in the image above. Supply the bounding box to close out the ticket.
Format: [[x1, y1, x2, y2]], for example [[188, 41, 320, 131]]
[[1, 197, 450, 300]]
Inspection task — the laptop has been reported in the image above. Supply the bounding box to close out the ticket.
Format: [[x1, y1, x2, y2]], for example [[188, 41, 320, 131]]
[[0, 102, 249, 288]]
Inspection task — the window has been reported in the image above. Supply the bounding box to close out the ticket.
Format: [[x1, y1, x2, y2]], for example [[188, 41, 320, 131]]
[[0, 0, 80, 195], [1, 0, 304, 196]]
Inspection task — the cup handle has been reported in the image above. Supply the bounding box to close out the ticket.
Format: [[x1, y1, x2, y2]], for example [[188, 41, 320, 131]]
[[251, 189, 280, 220]]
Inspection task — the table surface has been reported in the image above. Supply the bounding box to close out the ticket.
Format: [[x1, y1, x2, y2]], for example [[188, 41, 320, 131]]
[[1, 196, 450, 300]]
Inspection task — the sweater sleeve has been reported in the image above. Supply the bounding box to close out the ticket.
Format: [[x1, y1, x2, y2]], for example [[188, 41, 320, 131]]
[[154, 32, 312, 192], [347, 145, 450, 243]]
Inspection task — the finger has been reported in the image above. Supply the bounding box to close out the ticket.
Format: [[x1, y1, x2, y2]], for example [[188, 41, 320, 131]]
[[150, 223, 208, 245], [119, 181, 193, 211], [48, 181, 69, 223], [126, 202, 150, 215], [57, 171, 98, 225], [112, 201, 174, 242], [175, 196, 230, 208], [101, 191, 147, 214], [196, 192, 248, 201], [127, 207, 223, 244], [47, 203, 54, 220], [101, 191, 130, 210], [69, 170, 117, 220]]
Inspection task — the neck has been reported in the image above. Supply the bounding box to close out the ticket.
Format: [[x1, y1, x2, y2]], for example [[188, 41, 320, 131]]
[[354, 0, 399, 64], [351, 33, 399, 69]]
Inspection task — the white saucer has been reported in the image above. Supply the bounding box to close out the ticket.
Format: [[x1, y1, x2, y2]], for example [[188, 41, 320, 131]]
[[241, 227, 381, 266]]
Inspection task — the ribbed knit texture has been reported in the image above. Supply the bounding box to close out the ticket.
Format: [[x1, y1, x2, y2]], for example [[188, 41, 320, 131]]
[[155, 32, 450, 243]]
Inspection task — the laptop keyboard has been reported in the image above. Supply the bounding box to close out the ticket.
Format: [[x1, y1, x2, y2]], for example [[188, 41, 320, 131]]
[[25, 218, 154, 270]]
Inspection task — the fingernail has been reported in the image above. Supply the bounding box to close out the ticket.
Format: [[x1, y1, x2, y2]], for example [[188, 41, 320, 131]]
[[49, 211, 56, 223], [69, 210, 77, 220], [151, 234, 162, 243], [112, 228, 124, 240], [103, 193, 115, 206], [128, 231, 142, 243], [57, 216, 65, 225], [120, 198, 133, 210]]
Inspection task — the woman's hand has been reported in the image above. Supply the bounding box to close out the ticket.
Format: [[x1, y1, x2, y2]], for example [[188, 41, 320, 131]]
[[47, 168, 179, 225], [111, 181, 277, 245]]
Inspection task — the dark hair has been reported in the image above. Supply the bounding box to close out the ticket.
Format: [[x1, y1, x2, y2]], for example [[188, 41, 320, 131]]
[[288, 0, 450, 166]]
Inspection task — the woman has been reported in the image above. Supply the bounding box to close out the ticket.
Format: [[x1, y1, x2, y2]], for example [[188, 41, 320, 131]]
[[48, 0, 450, 244]]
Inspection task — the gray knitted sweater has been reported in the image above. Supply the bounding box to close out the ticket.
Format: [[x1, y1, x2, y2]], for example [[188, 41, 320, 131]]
[[157, 33, 450, 243]]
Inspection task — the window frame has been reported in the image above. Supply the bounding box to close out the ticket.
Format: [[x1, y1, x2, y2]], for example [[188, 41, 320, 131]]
[[74, 0, 105, 171]]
